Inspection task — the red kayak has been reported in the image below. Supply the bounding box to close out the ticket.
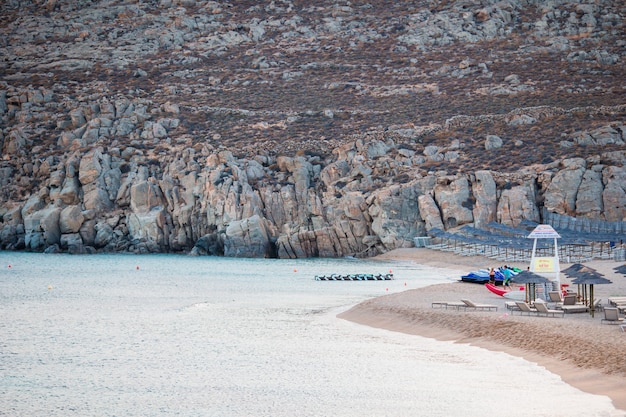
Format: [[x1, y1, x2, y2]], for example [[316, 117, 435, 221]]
[[485, 283, 524, 297]]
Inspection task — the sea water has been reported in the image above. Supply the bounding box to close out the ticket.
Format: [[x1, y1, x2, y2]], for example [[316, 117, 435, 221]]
[[0, 252, 621, 417]]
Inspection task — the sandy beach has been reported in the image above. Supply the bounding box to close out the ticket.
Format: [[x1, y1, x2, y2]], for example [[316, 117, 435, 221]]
[[339, 248, 626, 412]]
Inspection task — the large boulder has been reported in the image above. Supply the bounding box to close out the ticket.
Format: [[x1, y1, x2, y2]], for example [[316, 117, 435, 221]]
[[369, 184, 423, 249], [60, 233, 85, 254], [575, 167, 604, 218], [23, 207, 61, 250], [433, 175, 473, 228], [543, 158, 586, 215], [602, 166, 626, 222], [130, 181, 163, 213], [78, 149, 103, 185], [471, 170, 497, 228], [497, 184, 540, 226], [485, 135, 503, 150], [59, 205, 84, 234], [223, 215, 272, 257], [59, 176, 81, 205], [94, 222, 115, 248], [127, 208, 166, 251], [418, 193, 444, 232]]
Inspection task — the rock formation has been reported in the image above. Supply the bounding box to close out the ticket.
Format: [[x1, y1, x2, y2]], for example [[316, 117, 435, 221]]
[[0, 0, 624, 257]]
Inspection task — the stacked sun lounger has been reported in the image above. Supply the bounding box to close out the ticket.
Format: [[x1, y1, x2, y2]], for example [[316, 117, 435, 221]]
[[511, 301, 564, 317], [431, 301, 466, 310], [534, 301, 565, 317], [431, 300, 498, 311], [608, 297, 626, 313], [559, 294, 589, 314]]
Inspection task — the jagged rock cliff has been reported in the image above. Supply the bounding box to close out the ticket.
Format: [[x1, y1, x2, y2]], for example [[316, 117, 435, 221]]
[[1, 0, 624, 257]]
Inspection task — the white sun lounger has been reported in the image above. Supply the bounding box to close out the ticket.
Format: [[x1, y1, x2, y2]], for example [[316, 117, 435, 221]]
[[431, 301, 466, 310], [461, 299, 498, 311], [534, 301, 564, 317]]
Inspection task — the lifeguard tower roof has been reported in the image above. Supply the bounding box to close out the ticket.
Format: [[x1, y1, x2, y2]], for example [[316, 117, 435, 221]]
[[527, 224, 561, 239]]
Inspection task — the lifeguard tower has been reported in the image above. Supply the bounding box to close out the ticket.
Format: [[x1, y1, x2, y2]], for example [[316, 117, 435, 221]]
[[527, 224, 561, 296]]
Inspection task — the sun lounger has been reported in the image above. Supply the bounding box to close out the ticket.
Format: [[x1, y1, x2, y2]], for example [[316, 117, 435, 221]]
[[505, 301, 519, 311], [431, 301, 466, 310], [559, 294, 588, 313], [561, 304, 589, 314], [592, 298, 603, 312], [608, 297, 626, 306], [513, 301, 538, 316], [461, 299, 498, 311], [534, 301, 564, 317], [547, 291, 563, 303], [601, 307, 624, 325], [562, 294, 579, 305]]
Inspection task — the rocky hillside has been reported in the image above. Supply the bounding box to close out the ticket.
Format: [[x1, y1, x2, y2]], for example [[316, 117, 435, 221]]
[[0, 0, 624, 257]]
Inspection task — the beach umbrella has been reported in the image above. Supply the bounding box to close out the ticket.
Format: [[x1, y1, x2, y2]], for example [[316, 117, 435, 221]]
[[613, 264, 626, 276], [561, 263, 599, 276], [511, 270, 551, 303], [561, 263, 602, 300], [570, 272, 612, 318]]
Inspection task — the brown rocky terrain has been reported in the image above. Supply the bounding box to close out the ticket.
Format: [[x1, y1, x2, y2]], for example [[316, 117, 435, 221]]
[[0, 0, 624, 257]]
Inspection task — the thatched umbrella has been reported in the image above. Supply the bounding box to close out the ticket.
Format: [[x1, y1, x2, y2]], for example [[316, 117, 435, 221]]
[[512, 270, 551, 303], [570, 273, 612, 318], [613, 264, 626, 276], [562, 263, 598, 275], [561, 263, 601, 302]]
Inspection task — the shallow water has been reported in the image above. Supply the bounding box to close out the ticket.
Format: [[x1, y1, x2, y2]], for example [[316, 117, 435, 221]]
[[0, 253, 622, 417]]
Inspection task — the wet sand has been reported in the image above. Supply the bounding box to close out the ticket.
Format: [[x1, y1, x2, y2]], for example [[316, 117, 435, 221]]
[[339, 248, 626, 411]]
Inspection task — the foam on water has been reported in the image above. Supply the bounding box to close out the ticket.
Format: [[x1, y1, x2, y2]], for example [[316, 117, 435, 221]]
[[0, 253, 622, 417]]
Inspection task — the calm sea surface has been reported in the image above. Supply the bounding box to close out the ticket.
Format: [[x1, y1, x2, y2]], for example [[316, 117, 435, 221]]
[[0, 253, 621, 417]]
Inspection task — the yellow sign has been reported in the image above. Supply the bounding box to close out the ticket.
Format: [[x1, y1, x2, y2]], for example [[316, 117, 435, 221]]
[[533, 257, 556, 272]]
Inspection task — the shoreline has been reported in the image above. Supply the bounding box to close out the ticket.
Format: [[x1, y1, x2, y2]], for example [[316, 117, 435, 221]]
[[339, 248, 626, 412]]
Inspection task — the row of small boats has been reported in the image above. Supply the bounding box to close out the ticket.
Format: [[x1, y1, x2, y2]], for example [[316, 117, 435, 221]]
[[461, 266, 528, 299], [315, 273, 394, 281]]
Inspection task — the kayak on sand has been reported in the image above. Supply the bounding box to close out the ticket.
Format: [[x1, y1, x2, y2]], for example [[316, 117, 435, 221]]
[[485, 283, 524, 297]]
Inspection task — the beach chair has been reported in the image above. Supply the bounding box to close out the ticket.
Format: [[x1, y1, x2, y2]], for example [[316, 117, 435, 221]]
[[547, 291, 562, 306], [505, 301, 519, 311], [513, 301, 538, 316], [461, 299, 498, 311], [562, 294, 579, 305], [592, 298, 604, 312], [608, 297, 626, 307], [561, 304, 589, 314], [431, 301, 466, 310], [560, 294, 589, 314], [601, 307, 624, 325], [534, 301, 564, 318]]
